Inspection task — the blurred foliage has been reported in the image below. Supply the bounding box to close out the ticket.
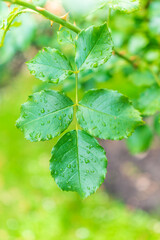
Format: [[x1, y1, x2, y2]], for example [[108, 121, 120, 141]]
[[126, 125, 153, 154], [0, 73, 160, 239]]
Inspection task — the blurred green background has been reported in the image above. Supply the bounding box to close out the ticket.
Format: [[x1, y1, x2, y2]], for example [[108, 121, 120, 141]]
[[0, 0, 160, 239]]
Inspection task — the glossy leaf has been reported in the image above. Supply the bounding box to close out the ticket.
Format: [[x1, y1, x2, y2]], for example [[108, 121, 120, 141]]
[[137, 85, 160, 116], [27, 47, 73, 83], [126, 125, 153, 154], [104, 0, 140, 13], [57, 28, 75, 45], [77, 89, 143, 140], [75, 23, 113, 71], [50, 130, 107, 198], [16, 90, 74, 142]]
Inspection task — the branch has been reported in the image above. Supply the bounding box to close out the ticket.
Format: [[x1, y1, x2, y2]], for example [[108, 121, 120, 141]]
[[2, 0, 139, 69], [2, 0, 81, 34], [114, 50, 138, 69]]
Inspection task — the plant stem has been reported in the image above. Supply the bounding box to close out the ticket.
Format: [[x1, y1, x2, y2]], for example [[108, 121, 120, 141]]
[[75, 73, 79, 106], [2, 0, 81, 33], [1, 0, 147, 71], [75, 70, 79, 131], [114, 50, 138, 69], [0, 9, 34, 47]]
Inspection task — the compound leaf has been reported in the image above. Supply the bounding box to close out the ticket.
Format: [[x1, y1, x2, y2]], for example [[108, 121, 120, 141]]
[[16, 90, 74, 142], [27, 47, 73, 83], [126, 125, 153, 154], [75, 23, 113, 71], [136, 84, 160, 116], [77, 89, 143, 140], [50, 130, 107, 198], [104, 0, 140, 13]]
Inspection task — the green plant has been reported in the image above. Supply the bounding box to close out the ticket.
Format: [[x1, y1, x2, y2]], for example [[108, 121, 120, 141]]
[[1, 0, 160, 198]]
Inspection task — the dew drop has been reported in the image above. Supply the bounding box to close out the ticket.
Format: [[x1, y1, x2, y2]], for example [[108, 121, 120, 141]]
[[39, 72, 44, 78], [102, 122, 106, 127], [68, 114, 72, 120], [47, 134, 52, 139], [93, 63, 98, 68], [67, 164, 71, 169], [68, 70, 73, 75], [85, 159, 90, 164], [30, 70, 35, 75], [52, 78, 59, 84], [41, 108, 45, 113]]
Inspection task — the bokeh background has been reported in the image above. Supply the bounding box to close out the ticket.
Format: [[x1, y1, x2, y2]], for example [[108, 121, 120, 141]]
[[0, 0, 160, 239]]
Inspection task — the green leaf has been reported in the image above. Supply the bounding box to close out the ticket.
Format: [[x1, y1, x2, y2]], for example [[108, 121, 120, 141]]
[[50, 130, 107, 198], [77, 89, 143, 140], [57, 28, 75, 45], [11, 21, 22, 28], [16, 90, 74, 142], [104, 0, 140, 13], [126, 125, 153, 154], [75, 23, 113, 71], [27, 47, 73, 83], [136, 85, 160, 116]]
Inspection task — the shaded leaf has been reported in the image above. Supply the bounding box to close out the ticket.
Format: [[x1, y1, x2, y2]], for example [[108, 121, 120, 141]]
[[136, 85, 160, 116], [27, 47, 73, 83], [57, 28, 75, 45], [77, 89, 143, 140], [75, 23, 113, 71], [50, 130, 107, 198], [104, 0, 140, 13], [16, 90, 74, 142], [126, 125, 153, 154]]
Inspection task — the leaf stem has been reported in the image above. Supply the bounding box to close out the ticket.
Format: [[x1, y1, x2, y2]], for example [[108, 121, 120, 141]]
[[75, 72, 78, 105], [2, 0, 81, 34], [75, 70, 79, 131]]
